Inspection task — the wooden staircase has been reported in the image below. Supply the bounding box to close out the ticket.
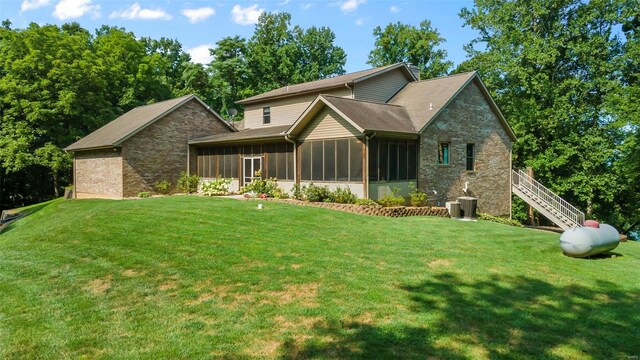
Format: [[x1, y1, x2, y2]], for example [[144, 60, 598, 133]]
[[511, 170, 584, 230]]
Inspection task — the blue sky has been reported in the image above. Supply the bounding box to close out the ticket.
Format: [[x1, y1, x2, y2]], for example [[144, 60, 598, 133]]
[[1, 0, 478, 73]]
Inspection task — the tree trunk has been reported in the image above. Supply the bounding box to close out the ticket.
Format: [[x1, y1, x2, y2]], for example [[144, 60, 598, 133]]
[[586, 198, 593, 218], [52, 171, 60, 198], [0, 167, 4, 211]]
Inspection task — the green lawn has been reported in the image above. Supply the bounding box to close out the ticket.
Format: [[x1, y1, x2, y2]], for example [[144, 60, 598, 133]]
[[1, 197, 639, 359]]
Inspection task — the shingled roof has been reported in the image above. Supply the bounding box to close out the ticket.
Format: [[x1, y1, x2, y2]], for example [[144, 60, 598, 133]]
[[236, 63, 416, 105], [65, 95, 231, 152], [321, 96, 416, 134], [189, 125, 290, 144]]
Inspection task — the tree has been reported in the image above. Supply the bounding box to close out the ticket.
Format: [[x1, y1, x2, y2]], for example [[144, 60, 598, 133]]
[[293, 26, 346, 83], [209, 36, 251, 116], [367, 20, 452, 79], [457, 0, 637, 232]]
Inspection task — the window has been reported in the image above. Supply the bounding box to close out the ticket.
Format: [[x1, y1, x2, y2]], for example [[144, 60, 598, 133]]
[[263, 106, 271, 124], [368, 139, 418, 182], [300, 139, 363, 182], [466, 143, 475, 171], [438, 142, 450, 165], [196, 146, 240, 178]]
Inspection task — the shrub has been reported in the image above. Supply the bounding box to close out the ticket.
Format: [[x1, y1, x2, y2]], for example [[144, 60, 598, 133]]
[[200, 177, 232, 196], [408, 182, 427, 207], [378, 187, 405, 207], [177, 172, 199, 194], [138, 191, 151, 198], [303, 183, 331, 202], [292, 183, 305, 200], [329, 186, 358, 204], [240, 170, 283, 198], [478, 212, 524, 227], [154, 180, 171, 195], [355, 198, 378, 206]]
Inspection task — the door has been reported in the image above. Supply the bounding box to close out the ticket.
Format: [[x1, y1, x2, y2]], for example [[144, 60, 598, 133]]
[[243, 157, 262, 185]]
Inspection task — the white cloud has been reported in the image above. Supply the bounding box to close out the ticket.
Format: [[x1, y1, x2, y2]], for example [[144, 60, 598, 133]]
[[53, 0, 100, 20], [301, 3, 313, 10], [355, 18, 363, 26], [181, 7, 215, 23], [20, 0, 50, 12], [109, 3, 172, 20], [278, 0, 290, 5], [340, 0, 365, 13], [389, 5, 400, 13], [187, 44, 213, 65], [231, 4, 263, 25]]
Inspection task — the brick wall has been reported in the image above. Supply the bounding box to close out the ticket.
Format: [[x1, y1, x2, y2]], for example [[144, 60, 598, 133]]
[[121, 99, 232, 197], [74, 149, 123, 198], [419, 80, 512, 216]]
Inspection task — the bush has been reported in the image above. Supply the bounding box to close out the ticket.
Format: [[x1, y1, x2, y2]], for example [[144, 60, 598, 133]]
[[303, 183, 331, 202], [154, 180, 171, 195], [329, 186, 358, 204], [378, 187, 405, 207], [292, 183, 305, 200], [478, 212, 524, 227], [138, 191, 151, 198], [355, 198, 378, 206], [177, 172, 199, 194], [200, 177, 232, 196], [240, 170, 283, 198], [408, 182, 427, 207]]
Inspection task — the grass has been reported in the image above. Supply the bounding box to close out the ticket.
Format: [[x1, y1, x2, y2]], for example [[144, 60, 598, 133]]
[[1, 196, 639, 359]]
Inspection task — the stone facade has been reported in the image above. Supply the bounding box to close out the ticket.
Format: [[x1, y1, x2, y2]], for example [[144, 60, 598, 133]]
[[120, 99, 232, 197], [74, 149, 123, 198], [419, 80, 512, 216]]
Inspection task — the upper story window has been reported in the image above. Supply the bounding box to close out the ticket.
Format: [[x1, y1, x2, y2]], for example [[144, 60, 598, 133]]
[[466, 143, 475, 171], [438, 142, 450, 165], [263, 106, 271, 124]]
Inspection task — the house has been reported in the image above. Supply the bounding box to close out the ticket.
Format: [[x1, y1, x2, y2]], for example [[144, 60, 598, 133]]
[[66, 63, 516, 216], [189, 63, 516, 216], [64, 95, 234, 198]]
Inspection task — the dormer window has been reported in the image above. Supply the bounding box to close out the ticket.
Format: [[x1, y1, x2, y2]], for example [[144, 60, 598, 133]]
[[263, 106, 271, 124]]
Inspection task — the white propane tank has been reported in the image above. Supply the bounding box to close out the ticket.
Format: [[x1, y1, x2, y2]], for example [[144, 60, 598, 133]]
[[560, 224, 620, 258]]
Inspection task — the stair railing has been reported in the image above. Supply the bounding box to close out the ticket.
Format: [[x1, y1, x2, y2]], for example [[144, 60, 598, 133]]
[[512, 170, 585, 227]]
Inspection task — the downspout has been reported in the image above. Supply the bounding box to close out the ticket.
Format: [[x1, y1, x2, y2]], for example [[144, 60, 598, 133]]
[[187, 143, 190, 175], [364, 132, 377, 199], [345, 83, 353, 98], [284, 134, 297, 184]]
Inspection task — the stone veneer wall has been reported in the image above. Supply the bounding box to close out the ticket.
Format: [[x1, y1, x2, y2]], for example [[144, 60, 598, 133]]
[[74, 149, 123, 198], [419, 80, 512, 216], [121, 99, 232, 197], [262, 198, 449, 218]]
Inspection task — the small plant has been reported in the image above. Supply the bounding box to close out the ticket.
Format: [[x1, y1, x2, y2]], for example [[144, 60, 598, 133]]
[[355, 198, 378, 206], [478, 212, 524, 227], [138, 191, 151, 198], [200, 177, 232, 196], [329, 186, 358, 204], [240, 170, 283, 198], [303, 183, 331, 202], [177, 171, 200, 194], [154, 180, 171, 195], [377, 187, 405, 207], [292, 183, 305, 200], [408, 182, 427, 207]]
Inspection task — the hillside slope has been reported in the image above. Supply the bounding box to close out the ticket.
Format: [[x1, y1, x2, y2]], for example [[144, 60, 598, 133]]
[[1, 197, 639, 359]]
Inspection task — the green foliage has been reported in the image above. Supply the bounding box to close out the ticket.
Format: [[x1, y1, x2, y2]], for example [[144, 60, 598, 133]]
[[137, 191, 151, 198], [368, 20, 452, 78], [240, 171, 282, 198], [378, 187, 406, 207], [328, 186, 358, 204], [355, 198, 378, 206], [199, 177, 232, 196], [408, 182, 427, 207], [303, 183, 332, 202], [291, 183, 305, 200], [478, 212, 524, 228], [177, 172, 199, 194], [154, 180, 171, 195]]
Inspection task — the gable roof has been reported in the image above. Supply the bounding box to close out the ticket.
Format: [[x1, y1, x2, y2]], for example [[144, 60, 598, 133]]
[[287, 95, 417, 138], [189, 124, 290, 144], [65, 95, 233, 152], [389, 71, 517, 141], [236, 63, 416, 105]]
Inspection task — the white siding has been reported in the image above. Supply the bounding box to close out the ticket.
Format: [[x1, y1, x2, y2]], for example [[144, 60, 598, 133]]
[[299, 107, 360, 141], [243, 87, 352, 129], [354, 68, 412, 103]]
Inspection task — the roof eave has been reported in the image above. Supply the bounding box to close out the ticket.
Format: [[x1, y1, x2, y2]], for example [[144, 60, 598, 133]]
[[189, 134, 287, 145], [64, 145, 119, 152], [236, 84, 348, 106]]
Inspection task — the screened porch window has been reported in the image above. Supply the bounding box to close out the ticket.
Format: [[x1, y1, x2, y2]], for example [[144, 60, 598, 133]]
[[368, 139, 418, 182], [300, 138, 363, 182]]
